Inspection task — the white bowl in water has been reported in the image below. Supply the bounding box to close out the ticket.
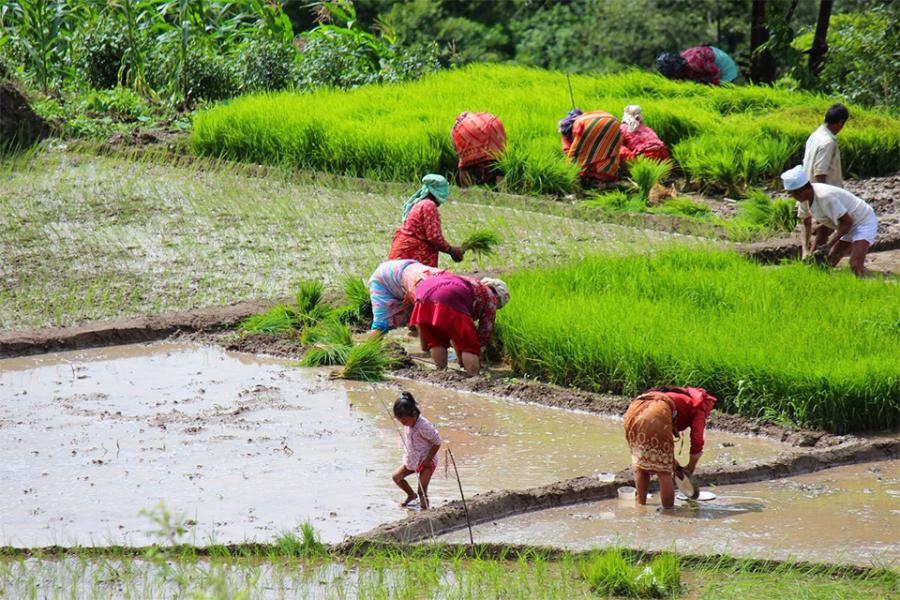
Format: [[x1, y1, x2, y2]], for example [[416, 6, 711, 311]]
[[618, 486, 636, 499]]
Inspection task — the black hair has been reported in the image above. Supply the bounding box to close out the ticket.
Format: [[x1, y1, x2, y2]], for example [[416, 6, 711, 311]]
[[393, 391, 420, 418], [824, 103, 849, 125]]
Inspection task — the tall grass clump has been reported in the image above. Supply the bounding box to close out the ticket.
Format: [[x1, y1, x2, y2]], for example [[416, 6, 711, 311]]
[[192, 64, 900, 195], [496, 248, 900, 433]]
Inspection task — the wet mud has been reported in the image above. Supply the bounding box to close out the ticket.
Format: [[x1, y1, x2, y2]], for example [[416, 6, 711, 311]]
[[0, 342, 792, 547], [341, 436, 899, 550], [435, 460, 900, 567]]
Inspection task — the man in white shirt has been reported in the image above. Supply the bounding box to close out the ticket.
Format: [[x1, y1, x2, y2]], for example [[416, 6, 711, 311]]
[[782, 165, 877, 278], [798, 104, 849, 258]]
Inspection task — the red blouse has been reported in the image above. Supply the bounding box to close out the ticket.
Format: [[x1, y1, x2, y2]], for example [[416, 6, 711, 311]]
[[388, 200, 450, 268], [661, 387, 717, 456], [680, 46, 721, 85]]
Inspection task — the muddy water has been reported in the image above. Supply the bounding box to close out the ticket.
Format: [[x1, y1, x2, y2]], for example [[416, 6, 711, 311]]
[[0, 343, 791, 547], [439, 460, 900, 567], [862, 248, 900, 276]]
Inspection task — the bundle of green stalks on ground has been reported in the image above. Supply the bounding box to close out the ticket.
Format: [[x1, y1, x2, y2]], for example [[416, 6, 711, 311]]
[[496, 248, 899, 433], [238, 278, 391, 380], [192, 64, 900, 195]]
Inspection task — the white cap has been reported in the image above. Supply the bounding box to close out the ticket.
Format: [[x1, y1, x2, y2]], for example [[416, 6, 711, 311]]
[[481, 278, 510, 309], [780, 165, 809, 191]]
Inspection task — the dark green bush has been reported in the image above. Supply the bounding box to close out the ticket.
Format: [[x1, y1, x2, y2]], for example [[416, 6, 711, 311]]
[[239, 37, 297, 93], [78, 18, 129, 89]]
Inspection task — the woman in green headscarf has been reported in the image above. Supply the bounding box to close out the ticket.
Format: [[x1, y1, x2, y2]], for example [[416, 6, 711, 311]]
[[388, 174, 464, 267]]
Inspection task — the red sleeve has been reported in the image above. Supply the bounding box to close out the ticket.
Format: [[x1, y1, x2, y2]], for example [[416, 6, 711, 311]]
[[420, 201, 451, 252], [690, 411, 706, 455], [470, 280, 496, 346]]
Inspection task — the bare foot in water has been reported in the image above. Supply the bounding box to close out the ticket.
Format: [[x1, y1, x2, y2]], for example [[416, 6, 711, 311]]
[[401, 494, 418, 507]]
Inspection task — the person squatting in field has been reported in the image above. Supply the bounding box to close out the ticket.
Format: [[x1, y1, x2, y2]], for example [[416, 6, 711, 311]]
[[623, 387, 717, 509], [656, 45, 739, 85], [798, 103, 850, 260], [451, 111, 507, 187], [389, 174, 465, 267], [781, 165, 877, 278], [409, 273, 510, 376], [619, 105, 670, 163], [559, 108, 622, 185], [392, 391, 442, 509]]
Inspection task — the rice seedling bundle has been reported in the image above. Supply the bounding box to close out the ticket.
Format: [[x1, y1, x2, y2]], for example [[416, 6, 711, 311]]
[[461, 229, 502, 257], [193, 64, 900, 195], [497, 248, 900, 433], [337, 338, 395, 381]]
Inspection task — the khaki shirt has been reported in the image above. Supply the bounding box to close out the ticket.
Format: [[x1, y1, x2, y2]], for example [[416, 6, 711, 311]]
[[798, 125, 843, 219], [807, 183, 873, 231]]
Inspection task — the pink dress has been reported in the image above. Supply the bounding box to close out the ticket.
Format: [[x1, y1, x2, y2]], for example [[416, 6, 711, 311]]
[[402, 415, 442, 471]]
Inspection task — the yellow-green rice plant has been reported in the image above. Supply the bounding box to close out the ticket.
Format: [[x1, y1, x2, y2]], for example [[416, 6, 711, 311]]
[[337, 338, 395, 381], [237, 304, 298, 334], [337, 275, 372, 325], [301, 343, 351, 367], [497, 248, 900, 432], [462, 229, 502, 257], [627, 156, 673, 201], [192, 64, 900, 194], [650, 197, 711, 218]]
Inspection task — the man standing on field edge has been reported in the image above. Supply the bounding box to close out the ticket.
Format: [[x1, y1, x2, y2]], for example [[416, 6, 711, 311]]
[[798, 103, 849, 259]]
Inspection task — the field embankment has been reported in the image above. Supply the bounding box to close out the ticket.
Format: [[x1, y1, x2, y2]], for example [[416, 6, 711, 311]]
[[496, 248, 899, 433], [192, 64, 900, 195]]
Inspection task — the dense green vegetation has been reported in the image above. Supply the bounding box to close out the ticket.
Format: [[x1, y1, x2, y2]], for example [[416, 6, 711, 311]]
[[192, 64, 900, 195], [496, 248, 900, 433]]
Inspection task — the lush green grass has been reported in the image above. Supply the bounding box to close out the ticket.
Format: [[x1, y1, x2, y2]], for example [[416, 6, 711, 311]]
[[0, 150, 681, 330], [192, 64, 900, 195], [496, 248, 900, 433]]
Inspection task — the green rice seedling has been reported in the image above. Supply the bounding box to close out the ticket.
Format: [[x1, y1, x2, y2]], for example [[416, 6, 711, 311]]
[[651, 197, 711, 218], [337, 275, 372, 325], [301, 317, 352, 347], [497, 247, 900, 433], [337, 338, 395, 381], [579, 549, 638, 596], [732, 189, 798, 235], [192, 64, 900, 194], [627, 156, 673, 202], [462, 229, 502, 257], [581, 189, 629, 210], [237, 304, 298, 334], [274, 523, 326, 558], [300, 343, 351, 367], [296, 280, 325, 315]]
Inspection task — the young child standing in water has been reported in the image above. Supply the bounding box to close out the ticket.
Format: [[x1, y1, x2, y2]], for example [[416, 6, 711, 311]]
[[392, 391, 442, 509]]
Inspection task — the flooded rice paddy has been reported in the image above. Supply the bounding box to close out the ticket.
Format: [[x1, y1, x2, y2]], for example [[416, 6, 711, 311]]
[[0, 343, 791, 547], [438, 460, 900, 567]]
